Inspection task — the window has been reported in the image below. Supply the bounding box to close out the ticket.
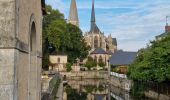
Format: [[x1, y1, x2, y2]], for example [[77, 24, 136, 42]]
[[94, 56, 97, 62], [94, 36, 98, 48], [100, 37, 102, 47]]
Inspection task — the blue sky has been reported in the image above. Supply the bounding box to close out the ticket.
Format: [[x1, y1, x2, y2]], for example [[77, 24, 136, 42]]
[[46, 0, 170, 51]]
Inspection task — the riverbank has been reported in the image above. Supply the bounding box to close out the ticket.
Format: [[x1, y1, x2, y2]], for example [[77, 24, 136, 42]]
[[42, 71, 170, 100]]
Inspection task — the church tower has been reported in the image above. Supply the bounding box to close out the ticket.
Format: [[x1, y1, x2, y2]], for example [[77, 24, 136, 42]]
[[68, 0, 79, 27], [90, 0, 100, 33]]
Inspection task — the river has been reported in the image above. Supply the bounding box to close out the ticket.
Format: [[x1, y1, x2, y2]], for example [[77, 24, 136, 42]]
[[62, 79, 170, 100]]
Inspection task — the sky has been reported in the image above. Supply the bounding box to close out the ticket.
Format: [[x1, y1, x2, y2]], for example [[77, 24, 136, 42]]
[[45, 0, 170, 51]]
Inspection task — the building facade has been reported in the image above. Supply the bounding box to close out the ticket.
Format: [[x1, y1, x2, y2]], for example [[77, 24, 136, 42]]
[[84, 0, 117, 54], [49, 54, 68, 72], [0, 0, 44, 100], [68, 0, 117, 69], [109, 51, 137, 74]]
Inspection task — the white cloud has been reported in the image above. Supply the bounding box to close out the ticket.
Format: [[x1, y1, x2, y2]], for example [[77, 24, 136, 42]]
[[95, 1, 170, 51], [45, 0, 170, 51]]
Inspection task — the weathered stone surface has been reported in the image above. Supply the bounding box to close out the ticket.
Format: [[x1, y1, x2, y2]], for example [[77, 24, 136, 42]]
[[0, 85, 13, 100], [0, 0, 42, 99], [0, 0, 15, 47], [0, 49, 14, 84], [110, 76, 133, 91]]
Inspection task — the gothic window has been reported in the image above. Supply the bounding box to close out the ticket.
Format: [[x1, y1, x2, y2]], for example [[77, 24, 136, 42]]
[[94, 36, 98, 48], [106, 44, 109, 51], [94, 56, 97, 62], [99, 56, 103, 62], [30, 22, 36, 52], [100, 37, 102, 48]]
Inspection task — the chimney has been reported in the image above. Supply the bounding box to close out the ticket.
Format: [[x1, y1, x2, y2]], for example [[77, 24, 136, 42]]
[[165, 25, 170, 33]]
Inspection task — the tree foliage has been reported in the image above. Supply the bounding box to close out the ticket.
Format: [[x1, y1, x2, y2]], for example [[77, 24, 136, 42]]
[[128, 32, 170, 82], [64, 24, 90, 63], [66, 63, 72, 72], [42, 5, 89, 69], [98, 58, 106, 68], [84, 57, 97, 70]]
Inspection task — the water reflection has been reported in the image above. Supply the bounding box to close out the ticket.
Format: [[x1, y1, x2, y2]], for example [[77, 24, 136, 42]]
[[63, 79, 170, 100], [63, 79, 109, 100]]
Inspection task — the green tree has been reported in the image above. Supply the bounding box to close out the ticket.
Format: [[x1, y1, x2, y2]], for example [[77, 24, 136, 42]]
[[42, 5, 89, 69], [46, 19, 66, 51], [42, 5, 65, 69], [128, 32, 170, 83], [84, 57, 97, 70], [64, 24, 90, 63], [98, 58, 106, 68], [66, 63, 72, 72]]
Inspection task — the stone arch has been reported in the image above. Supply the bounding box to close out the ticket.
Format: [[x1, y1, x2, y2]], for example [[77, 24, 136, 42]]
[[30, 22, 36, 52], [94, 36, 98, 48], [28, 14, 38, 100], [94, 55, 97, 62], [99, 55, 103, 62]]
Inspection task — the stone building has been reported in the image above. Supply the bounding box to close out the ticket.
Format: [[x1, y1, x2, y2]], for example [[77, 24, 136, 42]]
[[90, 48, 109, 70], [0, 0, 45, 100], [68, 0, 117, 69], [49, 54, 68, 72], [68, 0, 79, 27], [109, 51, 137, 74], [84, 0, 117, 54]]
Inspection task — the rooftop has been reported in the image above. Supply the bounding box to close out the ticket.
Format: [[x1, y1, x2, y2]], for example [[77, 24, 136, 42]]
[[109, 50, 137, 65], [91, 48, 107, 54]]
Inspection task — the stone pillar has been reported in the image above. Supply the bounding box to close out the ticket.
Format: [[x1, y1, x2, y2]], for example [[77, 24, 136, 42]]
[[29, 54, 38, 100], [0, 50, 16, 100], [0, 0, 16, 99]]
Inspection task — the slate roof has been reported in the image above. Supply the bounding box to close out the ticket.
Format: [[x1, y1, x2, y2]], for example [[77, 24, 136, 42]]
[[156, 32, 168, 39], [89, 0, 101, 34], [109, 51, 137, 65], [90, 23, 101, 33], [91, 48, 107, 54], [107, 50, 113, 55]]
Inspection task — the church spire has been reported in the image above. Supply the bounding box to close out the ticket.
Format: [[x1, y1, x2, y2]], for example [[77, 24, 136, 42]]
[[91, 0, 95, 23], [90, 0, 101, 33], [68, 0, 79, 27]]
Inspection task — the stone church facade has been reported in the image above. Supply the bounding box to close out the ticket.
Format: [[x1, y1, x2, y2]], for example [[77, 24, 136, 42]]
[[68, 0, 117, 69], [0, 0, 45, 100], [84, 0, 117, 53]]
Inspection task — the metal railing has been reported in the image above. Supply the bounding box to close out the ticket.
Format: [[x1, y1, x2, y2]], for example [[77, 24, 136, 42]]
[[110, 72, 127, 79]]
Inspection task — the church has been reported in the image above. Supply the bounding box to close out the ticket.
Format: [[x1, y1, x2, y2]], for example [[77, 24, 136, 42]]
[[68, 0, 117, 69]]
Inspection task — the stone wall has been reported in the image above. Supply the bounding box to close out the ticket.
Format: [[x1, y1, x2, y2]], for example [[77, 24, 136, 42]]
[[60, 71, 108, 79], [109, 76, 133, 91], [0, 49, 15, 100], [0, 0, 15, 48], [0, 0, 42, 100], [144, 90, 170, 100]]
